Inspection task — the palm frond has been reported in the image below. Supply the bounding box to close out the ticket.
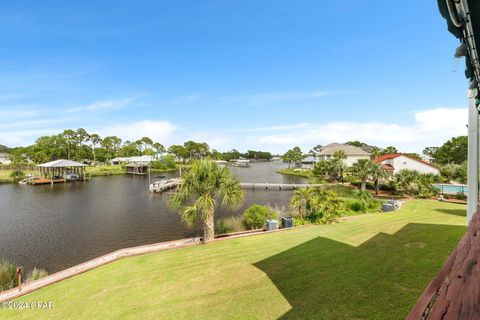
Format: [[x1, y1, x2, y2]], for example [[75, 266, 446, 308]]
[[181, 205, 199, 225]]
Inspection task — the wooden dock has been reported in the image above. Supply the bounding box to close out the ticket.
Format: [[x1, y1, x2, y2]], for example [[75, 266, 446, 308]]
[[149, 178, 182, 193], [239, 183, 324, 190], [28, 178, 66, 185]]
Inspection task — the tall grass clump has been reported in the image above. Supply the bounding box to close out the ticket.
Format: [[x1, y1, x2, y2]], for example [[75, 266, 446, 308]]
[[26, 268, 48, 283], [216, 217, 245, 234], [0, 260, 18, 291]]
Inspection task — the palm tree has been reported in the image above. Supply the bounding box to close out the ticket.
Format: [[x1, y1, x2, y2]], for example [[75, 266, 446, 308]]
[[290, 187, 314, 219], [313, 160, 332, 179], [62, 129, 76, 160], [395, 169, 421, 196], [87, 134, 102, 164], [352, 159, 374, 192], [152, 142, 165, 156], [101, 136, 114, 162], [169, 160, 244, 242], [319, 192, 344, 223], [140, 137, 153, 154], [369, 162, 388, 195], [382, 146, 398, 155], [75, 128, 88, 160]]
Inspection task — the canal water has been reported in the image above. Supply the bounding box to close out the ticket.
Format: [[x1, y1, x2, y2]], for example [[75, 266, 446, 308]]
[[0, 162, 306, 273]]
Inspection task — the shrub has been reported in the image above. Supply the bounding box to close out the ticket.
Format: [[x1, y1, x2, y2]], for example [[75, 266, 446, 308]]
[[351, 180, 397, 192], [346, 199, 366, 213], [0, 260, 18, 291], [216, 217, 245, 234], [366, 199, 382, 211], [26, 268, 48, 283], [9, 170, 25, 182], [294, 218, 309, 226], [243, 205, 277, 229], [456, 192, 467, 200], [151, 155, 177, 170]]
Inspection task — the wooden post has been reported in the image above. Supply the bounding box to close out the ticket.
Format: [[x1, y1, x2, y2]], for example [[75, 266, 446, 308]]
[[16, 267, 22, 291]]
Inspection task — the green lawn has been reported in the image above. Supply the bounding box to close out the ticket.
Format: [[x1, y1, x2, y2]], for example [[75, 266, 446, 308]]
[[85, 165, 126, 177], [1, 200, 466, 319], [276, 168, 313, 179], [0, 170, 36, 184], [86, 165, 181, 176]]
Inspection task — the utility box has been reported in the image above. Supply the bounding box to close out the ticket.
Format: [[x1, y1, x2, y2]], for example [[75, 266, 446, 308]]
[[388, 200, 401, 210], [265, 219, 278, 231], [383, 200, 401, 212], [383, 203, 394, 212], [281, 217, 294, 228]]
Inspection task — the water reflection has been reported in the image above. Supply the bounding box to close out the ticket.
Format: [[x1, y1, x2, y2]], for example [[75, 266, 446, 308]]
[[0, 162, 304, 272]]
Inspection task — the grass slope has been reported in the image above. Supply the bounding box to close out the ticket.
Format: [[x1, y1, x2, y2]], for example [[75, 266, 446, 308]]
[[1, 200, 466, 319], [0, 170, 36, 184]]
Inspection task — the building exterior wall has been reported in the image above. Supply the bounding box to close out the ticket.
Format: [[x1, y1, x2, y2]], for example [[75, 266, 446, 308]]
[[344, 155, 371, 167], [391, 156, 439, 175], [0, 154, 11, 165], [317, 154, 370, 167]]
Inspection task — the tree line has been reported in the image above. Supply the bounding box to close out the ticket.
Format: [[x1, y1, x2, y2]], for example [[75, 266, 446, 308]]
[[3, 128, 272, 165]]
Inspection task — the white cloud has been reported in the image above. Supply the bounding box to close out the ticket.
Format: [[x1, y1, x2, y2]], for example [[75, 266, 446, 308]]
[[216, 90, 331, 106], [0, 128, 58, 146], [155, 90, 332, 108], [0, 105, 468, 154], [414, 107, 467, 133], [236, 107, 468, 153], [99, 120, 176, 144], [66, 98, 133, 113]]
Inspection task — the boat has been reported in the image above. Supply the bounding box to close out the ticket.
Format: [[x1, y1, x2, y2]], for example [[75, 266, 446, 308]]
[[230, 159, 250, 167], [149, 178, 182, 193]]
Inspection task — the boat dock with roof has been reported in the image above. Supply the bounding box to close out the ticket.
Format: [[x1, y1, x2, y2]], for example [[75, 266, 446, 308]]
[[26, 159, 89, 185]]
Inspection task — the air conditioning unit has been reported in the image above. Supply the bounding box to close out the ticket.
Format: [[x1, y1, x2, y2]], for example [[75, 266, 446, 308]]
[[281, 217, 294, 228], [265, 219, 278, 231]]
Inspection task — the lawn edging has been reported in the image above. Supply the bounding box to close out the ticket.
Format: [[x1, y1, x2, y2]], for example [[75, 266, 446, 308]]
[[0, 237, 201, 302]]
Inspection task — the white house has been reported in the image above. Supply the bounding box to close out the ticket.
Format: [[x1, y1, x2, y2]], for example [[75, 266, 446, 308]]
[[316, 143, 370, 167], [0, 153, 11, 165], [110, 155, 156, 165], [373, 154, 440, 175]]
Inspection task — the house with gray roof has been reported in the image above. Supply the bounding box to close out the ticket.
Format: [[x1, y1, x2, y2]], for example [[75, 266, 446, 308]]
[[316, 143, 371, 166]]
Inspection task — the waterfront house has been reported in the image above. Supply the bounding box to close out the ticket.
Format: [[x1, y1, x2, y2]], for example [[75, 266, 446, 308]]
[[301, 156, 316, 169], [373, 154, 440, 175], [110, 155, 155, 165], [0, 153, 11, 165], [125, 163, 149, 175], [316, 143, 371, 167]]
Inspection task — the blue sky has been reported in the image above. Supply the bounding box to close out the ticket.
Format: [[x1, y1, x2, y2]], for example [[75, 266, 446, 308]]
[[0, 1, 470, 153]]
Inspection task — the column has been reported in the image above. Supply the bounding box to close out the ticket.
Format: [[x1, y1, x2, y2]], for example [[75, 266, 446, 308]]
[[467, 88, 479, 223]]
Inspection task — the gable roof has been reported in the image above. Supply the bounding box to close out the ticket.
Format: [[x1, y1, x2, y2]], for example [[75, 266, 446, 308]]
[[373, 154, 439, 169], [317, 143, 370, 156], [37, 159, 86, 167]]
